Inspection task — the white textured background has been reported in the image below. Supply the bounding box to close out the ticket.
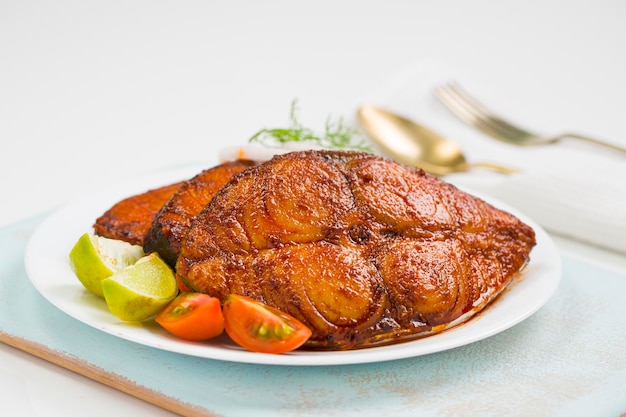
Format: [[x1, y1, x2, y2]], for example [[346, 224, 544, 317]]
[[2, 0, 626, 226]]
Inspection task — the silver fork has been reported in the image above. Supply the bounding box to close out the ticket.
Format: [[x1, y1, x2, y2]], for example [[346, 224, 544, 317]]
[[434, 82, 626, 155]]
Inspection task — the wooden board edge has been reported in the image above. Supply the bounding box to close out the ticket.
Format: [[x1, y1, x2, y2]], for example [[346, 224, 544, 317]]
[[0, 330, 220, 417]]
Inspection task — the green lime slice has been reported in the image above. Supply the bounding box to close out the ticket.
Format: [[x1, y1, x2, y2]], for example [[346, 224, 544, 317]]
[[69, 233, 144, 297], [102, 252, 178, 322]]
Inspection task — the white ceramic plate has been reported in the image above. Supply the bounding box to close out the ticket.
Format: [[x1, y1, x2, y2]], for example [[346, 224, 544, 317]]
[[25, 162, 561, 366]]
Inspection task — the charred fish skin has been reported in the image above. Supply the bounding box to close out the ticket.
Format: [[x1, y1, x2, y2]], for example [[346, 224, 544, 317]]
[[143, 160, 258, 268], [93, 181, 183, 246], [177, 150, 536, 350]]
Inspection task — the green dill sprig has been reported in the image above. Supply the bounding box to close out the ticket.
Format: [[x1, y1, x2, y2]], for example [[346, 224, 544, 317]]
[[249, 100, 372, 152]]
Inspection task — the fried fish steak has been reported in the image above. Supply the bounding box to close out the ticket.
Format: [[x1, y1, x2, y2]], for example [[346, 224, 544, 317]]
[[144, 159, 258, 267], [93, 181, 183, 246], [177, 150, 537, 350]]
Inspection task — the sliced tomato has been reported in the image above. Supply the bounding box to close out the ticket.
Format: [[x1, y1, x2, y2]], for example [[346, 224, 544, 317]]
[[222, 294, 312, 354], [176, 275, 192, 292], [155, 293, 224, 341]]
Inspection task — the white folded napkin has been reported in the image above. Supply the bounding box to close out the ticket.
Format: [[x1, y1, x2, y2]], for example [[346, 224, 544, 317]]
[[353, 59, 626, 254]]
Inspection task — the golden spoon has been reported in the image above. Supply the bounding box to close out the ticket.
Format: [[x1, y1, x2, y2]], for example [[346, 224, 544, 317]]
[[357, 105, 516, 176]]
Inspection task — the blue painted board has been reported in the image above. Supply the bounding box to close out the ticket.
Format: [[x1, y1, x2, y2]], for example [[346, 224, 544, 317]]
[[1, 214, 625, 417]]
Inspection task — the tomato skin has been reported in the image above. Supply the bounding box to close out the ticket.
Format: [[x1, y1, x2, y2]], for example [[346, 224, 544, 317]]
[[222, 294, 312, 354], [155, 293, 224, 341], [176, 275, 192, 292]]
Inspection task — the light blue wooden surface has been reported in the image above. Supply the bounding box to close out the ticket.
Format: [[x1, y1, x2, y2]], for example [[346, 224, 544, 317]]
[[1, 214, 625, 417]]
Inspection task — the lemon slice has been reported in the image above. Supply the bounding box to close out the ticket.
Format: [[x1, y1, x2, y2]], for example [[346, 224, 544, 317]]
[[102, 252, 178, 322], [69, 233, 144, 297]]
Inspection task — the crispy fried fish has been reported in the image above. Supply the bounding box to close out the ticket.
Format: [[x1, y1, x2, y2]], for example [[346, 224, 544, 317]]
[[177, 150, 536, 350], [93, 181, 183, 246], [144, 160, 258, 267]]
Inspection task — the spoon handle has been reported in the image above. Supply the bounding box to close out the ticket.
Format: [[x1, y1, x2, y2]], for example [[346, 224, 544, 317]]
[[464, 162, 517, 175]]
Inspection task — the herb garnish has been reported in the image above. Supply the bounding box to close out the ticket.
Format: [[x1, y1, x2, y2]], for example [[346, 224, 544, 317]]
[[248, 100, 372, 152]]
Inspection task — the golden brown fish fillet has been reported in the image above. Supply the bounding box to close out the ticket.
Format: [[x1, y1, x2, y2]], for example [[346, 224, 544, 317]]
[[93, 182, 183, 246], [144, 160, 258, 267], [177, 150, 536, 350]]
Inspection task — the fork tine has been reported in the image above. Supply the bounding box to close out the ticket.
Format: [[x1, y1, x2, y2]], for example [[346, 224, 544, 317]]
[[433, 84, 504, 139], [436, 82, 626, 154], [433, 84, 510, 141], [434, 83, 521, 141], [434, 83, 532, 142], [446, 83, 533, 139]]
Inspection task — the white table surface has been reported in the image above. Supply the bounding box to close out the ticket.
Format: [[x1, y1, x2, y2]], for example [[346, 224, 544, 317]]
[[2, 1, 625, 416]]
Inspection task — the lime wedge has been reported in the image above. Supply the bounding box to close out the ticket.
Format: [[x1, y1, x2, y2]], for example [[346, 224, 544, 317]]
[[102, 252, 178, 322], [69, 233, 144, 297]]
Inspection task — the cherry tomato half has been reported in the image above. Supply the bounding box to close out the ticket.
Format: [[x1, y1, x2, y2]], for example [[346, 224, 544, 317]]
[[222, 294, 312, 354], [156, 293, 224, 341]]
